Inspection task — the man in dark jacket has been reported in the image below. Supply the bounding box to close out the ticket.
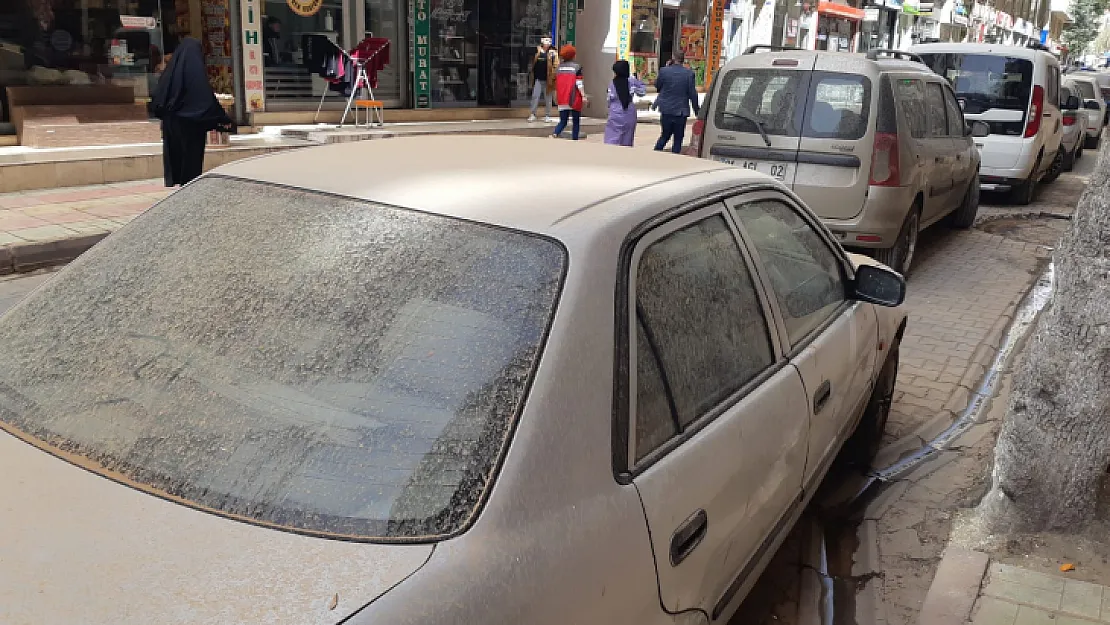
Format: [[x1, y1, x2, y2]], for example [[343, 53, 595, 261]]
[[653, 51, 700, 153]]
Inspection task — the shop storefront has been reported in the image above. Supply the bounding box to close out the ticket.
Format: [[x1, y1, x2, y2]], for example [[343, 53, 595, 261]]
[[937, 0, 967, 42], [860, 0, 901, 51], [815, 1, 864, 52], [623, 0, 709, 83], [0, 0, 235, 136]]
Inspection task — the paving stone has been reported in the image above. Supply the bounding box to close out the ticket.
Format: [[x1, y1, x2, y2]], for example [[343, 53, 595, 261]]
[[984, 576, 1063, 612], [1015, 606, 1060, 625], [972, 597, 1020, 625], [992, 563, 1067, 592], [1061, 580, 1105, 621], [881, 528, 924, 560]]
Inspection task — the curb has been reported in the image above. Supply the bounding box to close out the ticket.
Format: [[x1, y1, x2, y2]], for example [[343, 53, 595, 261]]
[[0, 233, 107, 276], [916, 548, 990, 625]]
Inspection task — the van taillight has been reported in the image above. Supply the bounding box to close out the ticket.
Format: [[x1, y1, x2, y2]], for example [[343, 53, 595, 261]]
[[869, 132, 900, 187], [1024, 85, 1044, 138], [691, 119, 705, 156], [1063, 112, 1077, 126]]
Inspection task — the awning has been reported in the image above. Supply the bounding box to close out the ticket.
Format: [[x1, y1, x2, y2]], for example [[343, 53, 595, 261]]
[[818, 1, 868, 20]]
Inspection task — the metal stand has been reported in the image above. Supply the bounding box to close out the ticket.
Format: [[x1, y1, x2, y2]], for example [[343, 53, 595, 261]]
[[312, 38, 389, 126]]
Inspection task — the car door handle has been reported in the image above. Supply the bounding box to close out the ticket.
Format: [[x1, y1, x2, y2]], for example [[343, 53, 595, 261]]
[[669, 509, 708, 567], [813, 380, 832, 414]]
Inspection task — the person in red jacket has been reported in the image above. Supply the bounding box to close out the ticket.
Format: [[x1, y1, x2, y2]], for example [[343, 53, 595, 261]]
[[551, 45, 588, 140]]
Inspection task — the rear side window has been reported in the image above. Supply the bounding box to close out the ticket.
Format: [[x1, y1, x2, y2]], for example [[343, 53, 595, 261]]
[[715, 69, 807, 137], [806, 74, 871, 139], [634, 215, 775, 439], [926, 83, 948, 137], [894, 78, 928, 138]]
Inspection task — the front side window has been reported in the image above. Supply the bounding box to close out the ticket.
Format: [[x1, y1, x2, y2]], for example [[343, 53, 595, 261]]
[[634, 214, 775, 446], [731, 200, 846, 345], [926, 83, 949, 137], [943, 86, 966, 136], [0, 177, 565, 541]]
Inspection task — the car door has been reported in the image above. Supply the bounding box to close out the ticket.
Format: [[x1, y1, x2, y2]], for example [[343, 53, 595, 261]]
[[727, 194, 877, 488], [942, 82, 976, 209], [923, 81, 956, 221], [625, 206, 810, 619]]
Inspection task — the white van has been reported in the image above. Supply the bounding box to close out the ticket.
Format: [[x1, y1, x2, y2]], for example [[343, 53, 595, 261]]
[[912, 43, 1063, 205]]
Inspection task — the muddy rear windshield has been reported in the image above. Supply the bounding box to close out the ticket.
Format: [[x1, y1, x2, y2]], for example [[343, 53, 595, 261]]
[[0, 177, 565, 541], [714, 69, 871, 140]]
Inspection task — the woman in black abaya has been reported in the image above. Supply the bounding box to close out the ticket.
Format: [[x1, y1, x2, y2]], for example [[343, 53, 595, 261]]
[[151, 38, 233, 187]]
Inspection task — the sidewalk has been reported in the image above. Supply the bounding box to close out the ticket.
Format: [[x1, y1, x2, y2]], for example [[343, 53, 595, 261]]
[[972, 563, 1110, 624], [0, 179, 168, 273]]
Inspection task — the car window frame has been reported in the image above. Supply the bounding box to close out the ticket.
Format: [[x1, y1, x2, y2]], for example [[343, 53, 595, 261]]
[[892, 74, 929, 140], [615, 199, 786, 479], [724, 190, 857, 357]]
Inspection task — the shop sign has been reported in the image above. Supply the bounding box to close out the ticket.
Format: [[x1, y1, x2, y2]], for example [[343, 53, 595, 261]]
[[412, 0, 431, 108], [560, 0, 578, 46], [286, 0, 324, 17], [902, 0, 919, 14], [240, 0, 266, 112], [864, 8, 879, 21], [884, 0, 905, 11], [120, 15, 158, 29], [617, 0, 633, 60], [706, 0, 725, 85]]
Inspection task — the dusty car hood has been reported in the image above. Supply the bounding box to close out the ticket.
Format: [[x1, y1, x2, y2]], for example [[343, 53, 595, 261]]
[[0, 431, 433, 625]]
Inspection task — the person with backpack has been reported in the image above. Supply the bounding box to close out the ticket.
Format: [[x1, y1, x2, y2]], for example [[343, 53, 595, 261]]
[[551, 45, 588, 140]]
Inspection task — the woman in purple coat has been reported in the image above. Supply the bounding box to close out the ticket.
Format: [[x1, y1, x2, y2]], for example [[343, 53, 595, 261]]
[[603, 60, 646, 147]]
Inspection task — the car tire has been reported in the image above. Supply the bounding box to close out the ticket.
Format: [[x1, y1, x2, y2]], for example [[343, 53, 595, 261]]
[[1042, 149, 1065, 184], [873, 207, 919, 275], [1011, 157, 1039, 206], [1077, 141, 1085, 160], [1064, 145, 1077, 171], [846, 343, 899, 468], [947, 175, 980, 229], [1086, 134, 1101, 149]]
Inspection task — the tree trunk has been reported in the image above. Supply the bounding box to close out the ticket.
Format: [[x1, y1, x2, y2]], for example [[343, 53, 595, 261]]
[[981, 144, 1110, 533]]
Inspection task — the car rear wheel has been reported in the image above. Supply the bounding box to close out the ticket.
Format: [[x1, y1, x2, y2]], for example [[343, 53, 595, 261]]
[[1064, 144, 1077, 171], [947, 175, 980, 229], [873, 208, 919, 275], [846, 344, 899, 468], [1086, 134, 1101, 149], [1042, 149, 1065, 184]]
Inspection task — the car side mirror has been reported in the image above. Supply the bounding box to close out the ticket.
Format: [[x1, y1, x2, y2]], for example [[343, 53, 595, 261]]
[[967, 120, 991, 137], [1063, 94, 1081, 110], [852, 264, 906, 307], [1085, 100, 1101, 111]]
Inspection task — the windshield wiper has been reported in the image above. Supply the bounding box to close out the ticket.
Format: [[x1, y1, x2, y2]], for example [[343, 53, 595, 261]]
[[723, 108, 773, 147]]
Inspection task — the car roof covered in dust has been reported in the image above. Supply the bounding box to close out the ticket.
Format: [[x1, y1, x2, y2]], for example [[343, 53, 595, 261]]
[[211, 135, 752, 236]]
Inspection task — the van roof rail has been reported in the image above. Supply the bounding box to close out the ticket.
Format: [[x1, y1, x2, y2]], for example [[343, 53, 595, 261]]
[[744, 44, 802, 54], [866, 49, 924, 64], [1026, 41, 1052, 52]]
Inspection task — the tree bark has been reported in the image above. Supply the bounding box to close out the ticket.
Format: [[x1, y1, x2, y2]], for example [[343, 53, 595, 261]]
[[981, 144, 1110, 533]]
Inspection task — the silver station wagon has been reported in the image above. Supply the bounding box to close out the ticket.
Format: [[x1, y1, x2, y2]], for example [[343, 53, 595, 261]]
[[0, 136, 906, 625], [690, 47, 984, 275]]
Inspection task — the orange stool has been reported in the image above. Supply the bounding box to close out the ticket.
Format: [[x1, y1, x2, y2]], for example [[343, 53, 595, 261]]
[[354, 99, 384, 127]]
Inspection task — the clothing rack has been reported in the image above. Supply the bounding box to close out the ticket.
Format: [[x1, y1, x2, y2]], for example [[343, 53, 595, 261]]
[[311, 36, 391, 126]]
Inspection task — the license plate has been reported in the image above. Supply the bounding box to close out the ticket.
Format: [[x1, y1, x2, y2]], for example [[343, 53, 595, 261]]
[[715, 157, 792, 182]]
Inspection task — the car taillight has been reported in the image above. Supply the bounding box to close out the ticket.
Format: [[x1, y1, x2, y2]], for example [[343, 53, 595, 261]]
[[868, 132, 900, 187], [690, 119, 705, 157], [1063, 112, 1077, 126], [1024, 85, 1044, 138]]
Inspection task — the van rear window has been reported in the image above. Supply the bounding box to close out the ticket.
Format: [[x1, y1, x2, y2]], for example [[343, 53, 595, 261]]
[[713, 69, 871, 140], [919, 53, 1032, 136]]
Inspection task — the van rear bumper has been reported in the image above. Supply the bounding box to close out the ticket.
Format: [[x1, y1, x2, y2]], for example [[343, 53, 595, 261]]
[[820, 185, 917, 250]]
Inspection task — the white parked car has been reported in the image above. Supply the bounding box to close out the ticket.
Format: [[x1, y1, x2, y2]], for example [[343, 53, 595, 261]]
[[913, 43, 1064, 205], [1063, 73, 1106, 147]]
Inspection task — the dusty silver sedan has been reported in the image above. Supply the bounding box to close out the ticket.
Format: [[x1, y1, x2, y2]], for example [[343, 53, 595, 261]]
[[0, 136, 906, 625]]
